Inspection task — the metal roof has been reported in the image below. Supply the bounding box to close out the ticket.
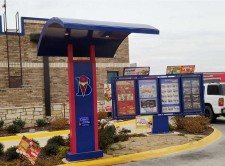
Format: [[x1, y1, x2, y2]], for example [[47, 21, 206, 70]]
[[37, 17, 159, 58]]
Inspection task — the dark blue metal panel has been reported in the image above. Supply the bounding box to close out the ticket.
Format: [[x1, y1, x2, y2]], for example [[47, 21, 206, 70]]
[[66, 150, 103, 161], [152, 116, 169, 134], [37, 17, 159, 57], [74, 62, 95, 153]]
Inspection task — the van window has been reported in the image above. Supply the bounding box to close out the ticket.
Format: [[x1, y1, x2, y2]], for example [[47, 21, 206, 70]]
[[207, 85, 220, 95], [219, 84, 225, 95]]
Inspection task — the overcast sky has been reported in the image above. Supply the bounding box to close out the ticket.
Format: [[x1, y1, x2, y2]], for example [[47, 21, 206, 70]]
[[1, 0, 225, 74]]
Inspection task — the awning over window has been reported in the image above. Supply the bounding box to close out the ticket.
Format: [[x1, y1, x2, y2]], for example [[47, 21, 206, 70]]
[[37, 17, 159, 58]]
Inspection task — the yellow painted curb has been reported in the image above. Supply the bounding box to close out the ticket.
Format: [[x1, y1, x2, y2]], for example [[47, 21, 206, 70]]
[[58, 127, 222, 166], [0, 130, 70, 142], [0, 119, 132, 142], [114, 119, 135, 127]]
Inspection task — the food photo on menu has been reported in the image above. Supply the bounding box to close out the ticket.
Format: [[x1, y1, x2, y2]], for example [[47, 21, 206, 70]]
[[140, 99, 157, 114]]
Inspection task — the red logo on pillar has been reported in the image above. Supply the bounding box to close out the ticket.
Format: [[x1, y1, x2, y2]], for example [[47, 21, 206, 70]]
[[76, 75, 92, 97]]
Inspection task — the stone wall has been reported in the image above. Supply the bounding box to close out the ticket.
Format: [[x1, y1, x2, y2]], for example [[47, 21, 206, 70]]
[[0, 103, 69, 127]]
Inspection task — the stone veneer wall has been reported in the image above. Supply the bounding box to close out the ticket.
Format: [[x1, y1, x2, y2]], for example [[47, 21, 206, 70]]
[[0, 103, 70, 127], [0, 17, 130, 126]]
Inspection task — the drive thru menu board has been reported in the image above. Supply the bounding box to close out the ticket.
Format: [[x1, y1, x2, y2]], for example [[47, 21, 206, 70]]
[[116, 80, 136, 116], [182, 78, 202, 111], [138, 79, 158, 114], [160, 78, 180, 113]]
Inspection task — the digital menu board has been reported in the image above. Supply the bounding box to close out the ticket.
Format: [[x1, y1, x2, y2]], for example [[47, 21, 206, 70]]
[[160, 78, 180, 113], [138, 79, 158, 114], [116, 80, 136, 116], [182, 78, 202, 111]]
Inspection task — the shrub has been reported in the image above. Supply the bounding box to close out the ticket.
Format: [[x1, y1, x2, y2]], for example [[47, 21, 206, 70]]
[[0, 142, 4, 155], [42, 143, 59, 156], [97, 111, 108, 120], [51, 118, 68, 129], [36, 119, 47, 127], [173, 116, 210, 134], [13, 118, 25, 129], [56, 146, 70, 158], [98, 123, 131, 152], [47, 136, 65, 146], [0, 119, 4, 129], [98, 122, 116, 152], [65, 134, 70, 146], [35, 156, 61, 166], [6, 124, 21, 133], [31, 139, 40, 148], [114, 128, 131, 142], [4, 146, 19, 161]]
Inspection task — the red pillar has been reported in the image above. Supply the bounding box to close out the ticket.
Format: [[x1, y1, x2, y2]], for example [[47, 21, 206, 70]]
[[90, 45, 99, 151], [67, 44, 76, 153]]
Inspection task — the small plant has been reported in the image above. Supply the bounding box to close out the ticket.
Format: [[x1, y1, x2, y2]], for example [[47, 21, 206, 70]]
[[4, 146, 19, 161], [31, 139, 40, 148], [36, 119, 47, 127], [114, 128, 131, 142], [56, 146, 70, 158], [129, 133, 146, 137], [98, 122, 116, 152], [65, 134, 70, 146], [0, 119, 4, 129], [42, 143, 59, 156], [172, 116, 210, 134], [51, 118, 68, 129], [6, 124, 21, 133], [0, 143, 4, 155], [97, 111, 108, 120], [13, 118, 25, 129], [47, 136, 65, 146]]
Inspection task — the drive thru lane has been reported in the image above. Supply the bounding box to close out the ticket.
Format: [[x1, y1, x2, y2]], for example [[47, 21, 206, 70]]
[[119, 117, 225, 166]]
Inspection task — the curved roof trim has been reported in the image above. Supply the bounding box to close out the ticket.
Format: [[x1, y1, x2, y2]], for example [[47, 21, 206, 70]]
[[37, 17, 159, 58]]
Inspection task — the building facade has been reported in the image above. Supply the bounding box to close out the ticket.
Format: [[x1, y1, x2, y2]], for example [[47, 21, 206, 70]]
[[0, 17, 130, 126]]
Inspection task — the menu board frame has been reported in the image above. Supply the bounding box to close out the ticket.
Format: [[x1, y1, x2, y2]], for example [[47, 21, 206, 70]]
[[137, 79, 159, 115], [181, 76, 203, 113], [111, 74, 205, 120], [160, 78, 181, 114], [115, 79, 137, 117]]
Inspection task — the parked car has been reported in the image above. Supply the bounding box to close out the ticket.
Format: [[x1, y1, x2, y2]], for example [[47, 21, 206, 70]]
[[204, 79, 225, 123]]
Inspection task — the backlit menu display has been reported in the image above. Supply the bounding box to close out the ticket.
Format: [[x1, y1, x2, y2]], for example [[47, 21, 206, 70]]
[[138, 79, 158, 114], [116, 80, 136, 116], [182, 78, 202, 111], [160, 78, 180, 113]]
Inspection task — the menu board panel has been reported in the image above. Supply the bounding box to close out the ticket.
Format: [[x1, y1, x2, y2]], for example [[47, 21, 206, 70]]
[[138, 79, 158, 114], [160, 78, 180, 113], [182, 78, 202, 111], [124, 67, 150, 76], [116, 80, 136, 116]]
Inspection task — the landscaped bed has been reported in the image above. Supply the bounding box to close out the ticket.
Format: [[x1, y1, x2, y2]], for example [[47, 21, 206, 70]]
[[0, 116, 213, 166]]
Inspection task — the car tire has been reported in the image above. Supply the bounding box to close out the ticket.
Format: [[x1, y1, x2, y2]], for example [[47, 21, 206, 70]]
[[205, 105, 217, 123]]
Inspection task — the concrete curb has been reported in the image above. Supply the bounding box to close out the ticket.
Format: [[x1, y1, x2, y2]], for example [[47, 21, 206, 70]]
[[58, 127, 222, 166], [0, 130, 70, 142]]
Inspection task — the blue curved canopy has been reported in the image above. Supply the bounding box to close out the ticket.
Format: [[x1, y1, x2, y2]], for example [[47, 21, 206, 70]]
[[37, 17, 159, 58]]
